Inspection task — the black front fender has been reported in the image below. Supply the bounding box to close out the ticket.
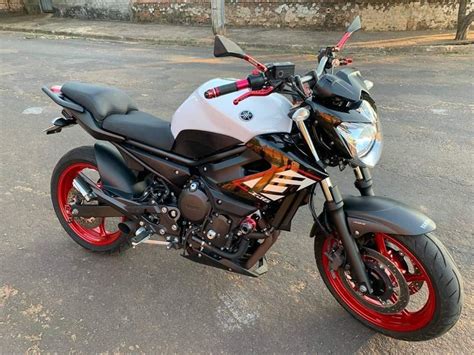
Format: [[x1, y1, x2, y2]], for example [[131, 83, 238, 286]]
[[312, 195, 436, 238], [343, 196, 436, 236]]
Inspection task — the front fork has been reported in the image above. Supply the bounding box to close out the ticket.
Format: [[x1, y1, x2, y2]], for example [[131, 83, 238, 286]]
[[294, 115, 374, 292], [320, 168, 374, 293], [353, 166, 374, 196]]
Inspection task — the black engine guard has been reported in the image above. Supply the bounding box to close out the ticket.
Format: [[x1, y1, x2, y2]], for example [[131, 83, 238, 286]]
[[312, 195, 436, 238]]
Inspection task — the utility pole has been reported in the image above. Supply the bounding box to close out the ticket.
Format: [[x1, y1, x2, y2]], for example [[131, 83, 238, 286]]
[[211, 0, 226, 35]]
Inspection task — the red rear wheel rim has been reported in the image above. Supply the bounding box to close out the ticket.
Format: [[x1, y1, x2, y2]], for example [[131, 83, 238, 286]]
[[57, 162, 122, 246], [322, 233, 436, 332]]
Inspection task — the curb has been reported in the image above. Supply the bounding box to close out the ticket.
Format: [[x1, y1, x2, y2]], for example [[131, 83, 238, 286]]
[[0, 25, 213, 47], [1, 25, 473, 56]]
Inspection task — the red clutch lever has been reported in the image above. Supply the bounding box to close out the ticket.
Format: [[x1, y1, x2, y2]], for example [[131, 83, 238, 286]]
[[233, 86, 274, 105]]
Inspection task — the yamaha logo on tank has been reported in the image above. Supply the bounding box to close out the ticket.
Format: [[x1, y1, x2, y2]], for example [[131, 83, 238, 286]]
[[239, 110, 253, 121]]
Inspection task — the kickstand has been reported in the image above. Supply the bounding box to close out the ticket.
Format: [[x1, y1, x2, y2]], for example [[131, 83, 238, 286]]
[[252, 256, 269, 276]]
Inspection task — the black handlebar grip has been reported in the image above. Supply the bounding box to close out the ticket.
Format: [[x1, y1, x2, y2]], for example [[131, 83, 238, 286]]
[[218, 82, 240, 95], [204, 82, 239, 99]]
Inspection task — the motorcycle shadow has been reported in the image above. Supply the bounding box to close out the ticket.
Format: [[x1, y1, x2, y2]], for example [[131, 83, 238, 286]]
[[5, 234, 375, 352]]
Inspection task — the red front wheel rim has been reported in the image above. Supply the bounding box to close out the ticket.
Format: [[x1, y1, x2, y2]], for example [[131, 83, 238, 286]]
[[57, 162, 122, 246], [322, 233, 436, 332]]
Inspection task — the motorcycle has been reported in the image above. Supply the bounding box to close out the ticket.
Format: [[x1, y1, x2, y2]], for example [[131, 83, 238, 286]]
[[43, 17, 462, 340]]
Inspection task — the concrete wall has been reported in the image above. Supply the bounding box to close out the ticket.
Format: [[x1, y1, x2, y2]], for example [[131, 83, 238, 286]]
[[48, 0, 461, 31], [0, 0, 25, 13], [23, 0, 41, 14], [131, 0, 460, 30], [52, 0, 131, 20]]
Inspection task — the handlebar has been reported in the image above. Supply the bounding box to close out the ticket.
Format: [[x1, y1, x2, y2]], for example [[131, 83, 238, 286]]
[[204, 73, 267, 100], [204, 19, 358, 103], [203, 56, 347, 104], [204, 78, 250, 99]]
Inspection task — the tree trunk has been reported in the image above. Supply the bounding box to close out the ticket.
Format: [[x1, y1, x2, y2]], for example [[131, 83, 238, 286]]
[[211, 0, 226, 36], [455, 0, 473, 40], [455, 11, 474, 40]]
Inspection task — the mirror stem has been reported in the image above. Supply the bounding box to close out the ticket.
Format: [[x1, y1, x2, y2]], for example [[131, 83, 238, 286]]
[[335, 32, 352, 51]]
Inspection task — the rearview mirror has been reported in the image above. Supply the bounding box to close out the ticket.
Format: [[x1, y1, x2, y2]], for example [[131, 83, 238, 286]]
[[347, 16, 361, 34], [214, 35, 245, 59]]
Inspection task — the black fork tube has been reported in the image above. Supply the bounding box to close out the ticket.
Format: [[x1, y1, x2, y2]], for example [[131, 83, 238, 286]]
[[353, 166, 374, 196], [322, 179, 372, 293]]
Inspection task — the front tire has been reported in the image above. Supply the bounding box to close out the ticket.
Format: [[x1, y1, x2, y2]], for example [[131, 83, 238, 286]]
[[314, 232, 463, 341], [51, 146, 130, 253]]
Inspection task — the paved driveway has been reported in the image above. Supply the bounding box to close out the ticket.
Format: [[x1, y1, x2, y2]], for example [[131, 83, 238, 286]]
[[0, 32, 472, 353]]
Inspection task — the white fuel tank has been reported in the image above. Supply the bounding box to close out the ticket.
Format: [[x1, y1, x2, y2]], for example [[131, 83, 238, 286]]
[[171, 79, 293, 143]]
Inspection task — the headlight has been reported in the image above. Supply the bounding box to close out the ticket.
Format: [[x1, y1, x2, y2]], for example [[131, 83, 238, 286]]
[[335, 100, 382, 167]]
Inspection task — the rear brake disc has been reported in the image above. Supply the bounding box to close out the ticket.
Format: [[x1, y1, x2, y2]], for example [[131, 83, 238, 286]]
[[67, 189, 103, 229]]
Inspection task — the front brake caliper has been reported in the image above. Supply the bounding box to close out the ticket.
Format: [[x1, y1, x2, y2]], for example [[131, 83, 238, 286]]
[[325, 243, 345, 278]]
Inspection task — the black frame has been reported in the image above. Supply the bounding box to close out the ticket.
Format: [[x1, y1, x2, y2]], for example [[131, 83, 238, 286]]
[[44, 81, 436, 283]]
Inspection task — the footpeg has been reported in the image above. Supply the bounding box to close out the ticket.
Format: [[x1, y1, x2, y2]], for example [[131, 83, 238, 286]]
[[131, 227, 152, 246], [131, 228, 174, 248]]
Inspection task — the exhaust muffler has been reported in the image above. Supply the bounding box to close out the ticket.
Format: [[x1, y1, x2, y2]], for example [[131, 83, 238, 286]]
[[118, 220, 138, 235]]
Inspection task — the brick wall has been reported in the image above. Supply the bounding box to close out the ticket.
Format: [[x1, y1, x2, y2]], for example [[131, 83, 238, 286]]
[[52, 0, 132, 20], [0, 0, 25, 13]]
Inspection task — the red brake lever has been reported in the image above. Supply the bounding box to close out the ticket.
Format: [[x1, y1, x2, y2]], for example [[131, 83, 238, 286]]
[[233, 86, 274, 105]]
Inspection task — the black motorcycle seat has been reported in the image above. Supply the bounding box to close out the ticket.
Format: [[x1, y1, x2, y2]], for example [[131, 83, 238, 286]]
[[62, 82, 138, 121], [102, 111, 175, 151]]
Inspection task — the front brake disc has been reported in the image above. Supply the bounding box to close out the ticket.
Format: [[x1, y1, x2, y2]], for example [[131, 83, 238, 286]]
[[340, 248, 410, 314]]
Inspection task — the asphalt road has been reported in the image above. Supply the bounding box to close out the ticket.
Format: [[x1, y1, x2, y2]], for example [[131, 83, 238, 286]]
[[0, 32, 472, 354]]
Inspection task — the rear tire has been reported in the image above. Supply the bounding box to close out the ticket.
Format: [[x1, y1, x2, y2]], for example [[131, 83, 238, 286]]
[[314, 233, 463, 341], [51, 146, 130, 253]]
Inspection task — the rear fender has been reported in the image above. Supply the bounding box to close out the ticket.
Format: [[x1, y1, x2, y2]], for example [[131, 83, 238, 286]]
[[94, 143, 145, 199]]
